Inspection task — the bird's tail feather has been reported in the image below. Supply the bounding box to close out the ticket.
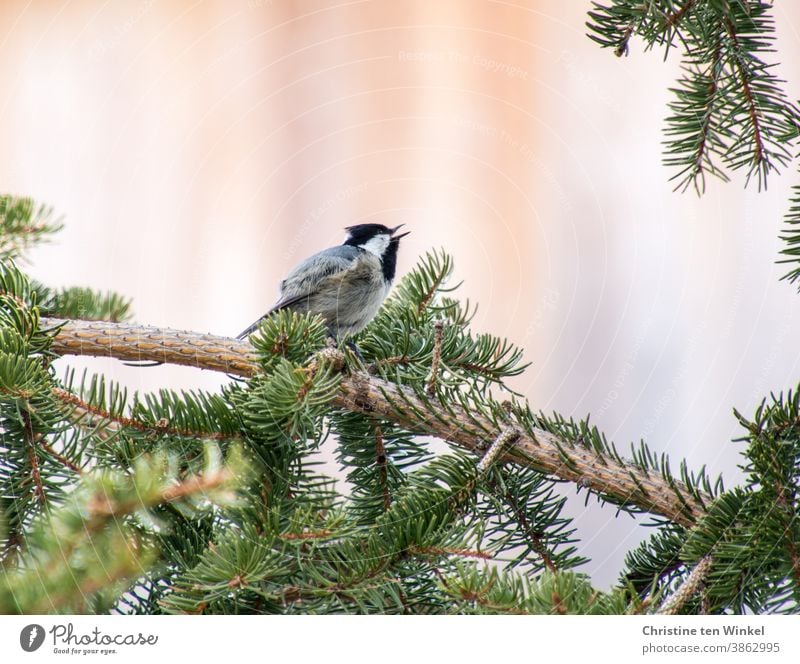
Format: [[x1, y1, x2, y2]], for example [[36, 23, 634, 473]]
[[237, 317, 264, 340]]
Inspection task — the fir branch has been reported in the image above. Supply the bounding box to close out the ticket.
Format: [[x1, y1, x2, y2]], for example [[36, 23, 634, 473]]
[[622, 524, 691, 596], [735, 392, 800, 597], [666, 0, 697, 29], [656, 555, 713, 614], [437, 564, 630, 615], [96, 465, 236, 518], [778, 178, 800, 288], [34, 543, 149, 614], [665, 38, 727, 193], [51, 386, 236, 442], [0, 195, 62, 262], [41, 317, 256, 376], [437, 569, 531, 614], [722, 16, 764, 173], [418, 269, 446, 315], [408, 545, 492, 560], [20, 409, 46, 505], [44, 317, 711, 526], [37, 438, 84, 475], [485, 480, 559, 574], [588, 1, 800, 192], [0, 443, 247, 613], [425, 319, 444, 395], [778, 499, 800, 591], [374, 425, 392, 510], [35, 284, 132, 323], [766, 429, 800, 591]]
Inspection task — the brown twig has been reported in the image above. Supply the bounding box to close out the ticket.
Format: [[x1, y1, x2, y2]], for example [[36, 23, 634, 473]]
[[44, 317, 710, 527], [42, 317, 256, 376], [615, 23, 634, 57], [488, 482, 558, 574], [20, 409, 46, 504], [160, 468, 233, 503], [614, 1, 696, 58], [88, 467, 234, 520], [724, 17, 765, 166], [426, 319, 444, 395], [551, 590, 567, 615], [664, 0, 697, 29], [371, 355, 410, 368], [27, 469, 232, 613], [685, 36, 724, 194], [51, 386, 235, 442], [38, 438, 84, 475], [408, 545, 492, 560], [418, 274, 446, 315], [374, 425, 392, 510]]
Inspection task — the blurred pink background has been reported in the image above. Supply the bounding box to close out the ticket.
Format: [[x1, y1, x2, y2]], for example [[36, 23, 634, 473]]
[[2, 1, 800, 588]]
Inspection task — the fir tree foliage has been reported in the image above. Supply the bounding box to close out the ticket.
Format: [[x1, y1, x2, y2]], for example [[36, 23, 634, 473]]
[[0, 443, 246, 613], [35, 283, 132, 323], [587, 0, 800, 192], [587, 0, 800, 285], [620, 391, 800, 615], [778, 186, 800, 289], [586, 5, 800, 603], [2, 197, 800, 614], [0, 195, 62, 263]]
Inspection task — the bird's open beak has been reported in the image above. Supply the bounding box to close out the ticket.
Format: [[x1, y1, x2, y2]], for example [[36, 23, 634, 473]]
[[391, 224, 410, 240]]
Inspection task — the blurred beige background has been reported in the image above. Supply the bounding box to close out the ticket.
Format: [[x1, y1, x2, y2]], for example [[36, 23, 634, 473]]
[[2, 0, 799, 588]]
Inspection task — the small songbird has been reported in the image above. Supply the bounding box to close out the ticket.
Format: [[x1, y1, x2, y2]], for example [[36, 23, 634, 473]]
[[124, 224, 408, 369], [238, 223, 409, 340]]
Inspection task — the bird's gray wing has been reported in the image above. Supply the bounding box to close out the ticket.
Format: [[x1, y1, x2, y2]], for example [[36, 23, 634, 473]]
[[277, 245, 363, 303], [237, 245, 363, 339]]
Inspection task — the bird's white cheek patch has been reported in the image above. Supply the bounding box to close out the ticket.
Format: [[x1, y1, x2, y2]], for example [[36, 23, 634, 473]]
[[361, 234, 390, 257]]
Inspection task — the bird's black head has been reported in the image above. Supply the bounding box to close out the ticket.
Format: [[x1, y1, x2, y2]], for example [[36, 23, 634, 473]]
[[343, 223, 409, 282]]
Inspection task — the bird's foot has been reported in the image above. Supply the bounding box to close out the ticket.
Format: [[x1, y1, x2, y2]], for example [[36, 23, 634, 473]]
[[344, 339, 367, 365]]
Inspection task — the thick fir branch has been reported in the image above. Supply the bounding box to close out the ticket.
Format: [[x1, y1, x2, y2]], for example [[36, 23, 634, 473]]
[[43, 316, 710, 527]]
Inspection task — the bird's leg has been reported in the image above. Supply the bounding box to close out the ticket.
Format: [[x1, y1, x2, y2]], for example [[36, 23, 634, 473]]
[[323, 327, 366, 367], [344, 338, 367, 364]]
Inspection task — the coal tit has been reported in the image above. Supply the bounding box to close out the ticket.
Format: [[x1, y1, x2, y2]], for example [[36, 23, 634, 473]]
[[238, 223, 410, 340]]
